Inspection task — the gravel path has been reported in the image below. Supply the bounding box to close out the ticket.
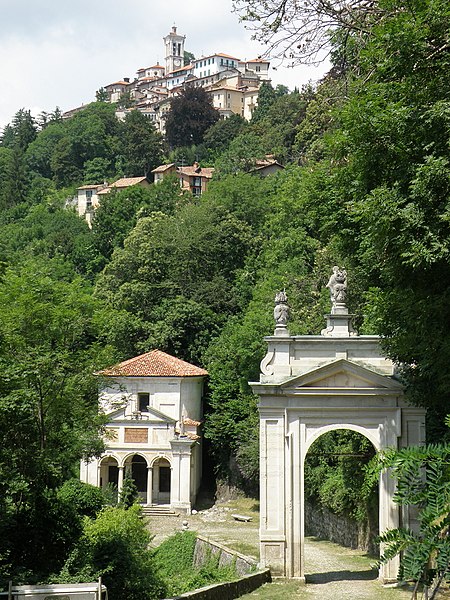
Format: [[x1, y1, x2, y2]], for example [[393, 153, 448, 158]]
[[145, 502, 449, 599]]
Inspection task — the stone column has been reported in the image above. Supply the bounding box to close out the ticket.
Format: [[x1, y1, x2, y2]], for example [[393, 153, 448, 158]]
[[118, 466, 124, 496], [170, 438, 193, 513], [147, 467, 153, 506]]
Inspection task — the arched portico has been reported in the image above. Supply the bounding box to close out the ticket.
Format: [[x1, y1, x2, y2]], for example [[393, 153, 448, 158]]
[[251, 286, 426, 583]]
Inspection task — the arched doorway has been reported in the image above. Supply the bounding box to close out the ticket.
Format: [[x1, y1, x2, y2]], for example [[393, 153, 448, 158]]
[[124, 454, 148, 504], [99, 456, 119, 501], [252, 352, 425, 582], [251, 290, 425, 583], [152, 457, 171, 505], [304, 429, 379, 570]]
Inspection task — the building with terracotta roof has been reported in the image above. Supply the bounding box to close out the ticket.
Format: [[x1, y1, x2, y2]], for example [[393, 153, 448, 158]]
[[97, 176, 150, 196], [76, 183, 107, 228], [80, 350, 208, 513], [178, 163, 214, 196]]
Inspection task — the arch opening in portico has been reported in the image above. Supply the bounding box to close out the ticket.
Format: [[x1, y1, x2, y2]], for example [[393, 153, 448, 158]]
[[304, 428, 379, 563], [99, 455, 119, 501], [151, 457, 171, 505], [124, 453, 149, 503]]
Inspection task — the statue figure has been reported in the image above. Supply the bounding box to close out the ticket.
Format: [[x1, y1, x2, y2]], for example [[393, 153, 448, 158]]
[[326, 266, 347, 310], [274, 289, 289, 326]]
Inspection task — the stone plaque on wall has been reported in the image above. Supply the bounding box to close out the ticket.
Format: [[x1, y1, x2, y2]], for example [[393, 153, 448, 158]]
[[124, 427, 148, 443]]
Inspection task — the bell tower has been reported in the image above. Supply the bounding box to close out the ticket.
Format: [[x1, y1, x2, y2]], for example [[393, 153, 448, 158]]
[[164, 25, 186, 74]]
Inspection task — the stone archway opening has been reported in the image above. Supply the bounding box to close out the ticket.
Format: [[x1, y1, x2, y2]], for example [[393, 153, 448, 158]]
[[251, 276, 426, 583], [152, 457, 171, 505], [124, 454, 148, 504], [304, 428, 379, 573], [99, 456, 119, 502]]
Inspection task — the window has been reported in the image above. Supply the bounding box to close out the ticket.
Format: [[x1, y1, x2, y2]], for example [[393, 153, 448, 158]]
[[86, 190, 93, 210], [138, 393, 150, 412], [256, 65, 261, 72], [192, 176, 202, 196]]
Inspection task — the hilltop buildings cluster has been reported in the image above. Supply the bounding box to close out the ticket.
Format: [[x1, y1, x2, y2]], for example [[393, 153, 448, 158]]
[[100, 25, 270, 132]]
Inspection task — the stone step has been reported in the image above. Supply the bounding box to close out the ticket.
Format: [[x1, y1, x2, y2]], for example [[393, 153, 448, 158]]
[[140, 505, 180, 517]]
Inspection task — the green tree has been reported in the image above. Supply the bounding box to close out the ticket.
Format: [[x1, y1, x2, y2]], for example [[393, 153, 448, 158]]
[[250, 81, 277, 123], [118, 110, 163, 177], [165, 85, 219, 148], [1, 108, 38, 150], [202, 113, 247, 158], [96, 87, 109, 102], [0, 258, 112, 582]]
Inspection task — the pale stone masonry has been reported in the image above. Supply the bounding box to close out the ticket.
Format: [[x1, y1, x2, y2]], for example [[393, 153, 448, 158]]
[[80, 350, 207, 514], [251, 277, 425, 582]]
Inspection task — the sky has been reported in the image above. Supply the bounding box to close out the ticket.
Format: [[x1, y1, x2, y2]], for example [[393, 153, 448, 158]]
[[0, 0, 329, 130]]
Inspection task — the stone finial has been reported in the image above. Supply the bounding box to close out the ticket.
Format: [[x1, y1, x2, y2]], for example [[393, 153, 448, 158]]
[[326, 266, 347, 314], [274, 289, 289, 331]]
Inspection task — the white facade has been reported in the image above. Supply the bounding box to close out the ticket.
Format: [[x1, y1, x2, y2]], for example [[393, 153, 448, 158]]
[[193, 53, 240, 79], [252, 308, 426, 583], [76, 184, 106, 228], [80, 351, 207, 514]]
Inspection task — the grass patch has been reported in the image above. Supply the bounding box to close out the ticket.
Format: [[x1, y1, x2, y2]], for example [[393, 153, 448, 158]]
[[153, 531, 238, 596]]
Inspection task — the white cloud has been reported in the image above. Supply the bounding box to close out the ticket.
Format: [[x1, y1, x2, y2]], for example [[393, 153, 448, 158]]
[[0, 0, 329, 130]]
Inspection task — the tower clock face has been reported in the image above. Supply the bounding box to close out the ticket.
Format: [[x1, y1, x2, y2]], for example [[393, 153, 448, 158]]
[[174, 58, 182, 67]]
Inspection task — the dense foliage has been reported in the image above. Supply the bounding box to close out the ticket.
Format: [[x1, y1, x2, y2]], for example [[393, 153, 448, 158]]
[[368, 440, 450, 594], [0, 0, 449, 586], [57, 505, 166, 600]]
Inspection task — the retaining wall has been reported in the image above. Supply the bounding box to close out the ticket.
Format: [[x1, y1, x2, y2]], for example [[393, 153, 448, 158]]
[[305, 500, 378, 555], [161, 535, 271, 600]]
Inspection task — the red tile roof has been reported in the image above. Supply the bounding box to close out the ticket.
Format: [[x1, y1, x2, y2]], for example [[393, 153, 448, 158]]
[[178, 165, 214, 179], [99, 350, 208, 378], [151, 163, 176, 173], [97, 176, 149, 194]]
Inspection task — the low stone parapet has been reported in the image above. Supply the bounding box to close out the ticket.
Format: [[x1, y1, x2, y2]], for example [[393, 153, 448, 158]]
[[161, 569, 271, 600]]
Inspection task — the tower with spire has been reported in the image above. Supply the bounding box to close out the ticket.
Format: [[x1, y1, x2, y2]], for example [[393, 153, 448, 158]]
[[163, 25, 186, 74]]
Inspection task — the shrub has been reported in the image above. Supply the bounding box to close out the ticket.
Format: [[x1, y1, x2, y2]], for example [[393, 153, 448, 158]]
[[57, 505, 165, 600]]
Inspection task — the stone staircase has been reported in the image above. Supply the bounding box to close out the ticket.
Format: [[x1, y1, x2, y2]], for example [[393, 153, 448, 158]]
[[140, 504, 180, 517]]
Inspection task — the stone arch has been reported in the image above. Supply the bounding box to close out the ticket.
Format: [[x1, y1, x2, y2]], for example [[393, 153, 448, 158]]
[[99, 455, 120, 498], [149, 454, 172, 468], [121, 451, 149, 468], [252, 337, 425, 584], [305, 423, 380, 454]]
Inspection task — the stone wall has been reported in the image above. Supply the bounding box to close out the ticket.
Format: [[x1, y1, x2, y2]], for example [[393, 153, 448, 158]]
[[161, 570, 272, 600], [305, 500, 379, 555], [193, 535, 257, 576], [161, 535, 271, 600]]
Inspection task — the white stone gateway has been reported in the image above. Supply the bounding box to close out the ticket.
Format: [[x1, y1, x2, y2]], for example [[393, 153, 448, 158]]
[[250, 269, 425, 582]]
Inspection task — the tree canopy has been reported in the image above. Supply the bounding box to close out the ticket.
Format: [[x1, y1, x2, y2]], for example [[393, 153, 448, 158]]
[[165, 85, 220, 148]]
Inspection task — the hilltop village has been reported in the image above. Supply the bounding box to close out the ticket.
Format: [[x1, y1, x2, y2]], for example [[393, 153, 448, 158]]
[[1, 1, 449, 597], [65, 25, 270, 133]]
